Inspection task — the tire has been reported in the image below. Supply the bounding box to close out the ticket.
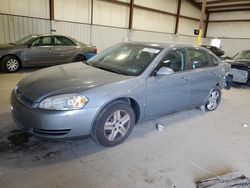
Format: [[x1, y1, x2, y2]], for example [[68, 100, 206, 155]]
[[0, 55, 21, 73], [72, 55, 86, 62], [91, 100, 135, 147], [205, 87, 221, 111]]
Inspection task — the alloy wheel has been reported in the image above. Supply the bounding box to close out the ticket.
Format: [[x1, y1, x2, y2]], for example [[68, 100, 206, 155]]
[[104, 110, 131, 142], [206, 90, 220, 111]]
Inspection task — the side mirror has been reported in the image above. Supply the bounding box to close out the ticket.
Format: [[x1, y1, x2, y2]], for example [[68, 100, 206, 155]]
[[156, 67, 174, 76], [26, 43, 32, 48]]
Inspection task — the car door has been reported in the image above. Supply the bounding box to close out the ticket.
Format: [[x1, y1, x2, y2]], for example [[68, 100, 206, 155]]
[[22, 36, 55, 66], [145, 48, 191, 118], [187, 48, 219, 107], [51, 36, 77, 63]]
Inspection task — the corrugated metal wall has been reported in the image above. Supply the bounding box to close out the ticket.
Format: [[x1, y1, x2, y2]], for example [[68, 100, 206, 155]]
[[0, 14, 50, 44], [204, 11, 250, 56], [0, 0, 201, 51]]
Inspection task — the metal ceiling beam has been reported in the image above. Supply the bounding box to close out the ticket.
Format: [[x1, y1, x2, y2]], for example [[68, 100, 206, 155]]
[[128, 0, 134, 29], [49, 0, 54, 20], [208, 7, 250, 13], [174, 0, 182, 34], [196, 0, 207, 45], [207, 3, 250, 9], [199, 0, 250, 5], [204, 12, 209, 38]]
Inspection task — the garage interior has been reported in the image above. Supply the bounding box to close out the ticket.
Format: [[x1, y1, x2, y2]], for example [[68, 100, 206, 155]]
[[0, 0, 250, 188]]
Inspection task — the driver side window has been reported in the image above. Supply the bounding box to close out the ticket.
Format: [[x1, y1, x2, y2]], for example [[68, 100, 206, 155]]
[[31, 36, 52, 47], [153, 49, 185, 75]]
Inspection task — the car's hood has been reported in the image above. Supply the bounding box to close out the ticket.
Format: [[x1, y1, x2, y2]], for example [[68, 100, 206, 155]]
[[0, 44, 23, 51], [17, 63, 133, 102]]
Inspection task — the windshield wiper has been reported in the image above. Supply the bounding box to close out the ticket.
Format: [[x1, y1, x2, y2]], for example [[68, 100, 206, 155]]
[[94, 65, 130, 75]]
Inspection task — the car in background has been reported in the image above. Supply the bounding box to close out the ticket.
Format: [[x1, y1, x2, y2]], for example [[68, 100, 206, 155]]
[[201, 45, 225, 57], [228, 50, 250, 85], [11, 42, 230, 147], [201, 45, 233, 65], [0, 34, 97, 73]]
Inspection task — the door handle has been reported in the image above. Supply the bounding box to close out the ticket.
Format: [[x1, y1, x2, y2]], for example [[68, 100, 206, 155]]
[[181, 77, 188, 83]]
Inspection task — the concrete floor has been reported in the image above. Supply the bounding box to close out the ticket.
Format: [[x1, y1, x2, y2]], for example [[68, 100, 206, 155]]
[[0, 68, 250, 188]]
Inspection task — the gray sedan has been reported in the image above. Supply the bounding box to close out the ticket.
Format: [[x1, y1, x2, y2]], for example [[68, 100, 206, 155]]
[[11, 42, 230, 147], [0, 34, 97, 72]]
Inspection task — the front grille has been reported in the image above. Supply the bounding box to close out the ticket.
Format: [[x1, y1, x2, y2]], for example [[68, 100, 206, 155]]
[[33, 128, 71, 136], [16, 87, 34, 107]]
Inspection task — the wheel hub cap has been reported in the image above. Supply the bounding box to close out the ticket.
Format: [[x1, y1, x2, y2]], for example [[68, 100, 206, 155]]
[[104, 110, 131, 142], [6, 59, 19, 71]]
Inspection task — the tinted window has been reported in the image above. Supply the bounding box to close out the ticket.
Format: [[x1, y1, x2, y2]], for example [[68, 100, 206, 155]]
[[154, 49, 186, 74], [54, 36, 75, 46], [233, 51, 250, 60], [188, 49, 213, 69], [32, 36, 52, 46]]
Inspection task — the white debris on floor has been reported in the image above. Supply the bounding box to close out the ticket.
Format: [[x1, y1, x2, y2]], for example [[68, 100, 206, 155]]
[[197, 171, 250, 188]]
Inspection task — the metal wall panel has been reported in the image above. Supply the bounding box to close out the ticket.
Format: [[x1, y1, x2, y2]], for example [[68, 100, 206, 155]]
[[54, 0, 91, 23], [91, 25, 129, 51], [135, 0, 178, 14], [52, 21, 91, 45], [178, 18, 200, 36], [132, 29, 197, 45], [209, 11, 250, 21], [133, 9, 176, 33], [180, 0, 201, 19], [0, 14, 50, 44], [207, 22, 250, 39], [0, 0, 49, 19]]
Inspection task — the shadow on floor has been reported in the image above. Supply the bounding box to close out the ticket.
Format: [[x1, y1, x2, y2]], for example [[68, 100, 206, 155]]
[[0, 107, 206, 168]]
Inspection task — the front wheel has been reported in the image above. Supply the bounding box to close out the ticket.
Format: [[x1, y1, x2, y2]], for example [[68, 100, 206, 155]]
[[91, 100, 135, 147], [205, 88, 221, 111], [0, 55, 21, 72]]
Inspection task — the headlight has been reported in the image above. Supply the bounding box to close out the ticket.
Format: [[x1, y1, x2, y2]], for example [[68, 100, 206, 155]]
[[39, 94, 88, 110]]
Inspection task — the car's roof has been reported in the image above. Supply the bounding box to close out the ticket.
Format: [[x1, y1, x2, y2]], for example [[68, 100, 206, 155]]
[[238, 50, 250, 53], [124, 41, 201, 49], [30, 33, 79, 43]]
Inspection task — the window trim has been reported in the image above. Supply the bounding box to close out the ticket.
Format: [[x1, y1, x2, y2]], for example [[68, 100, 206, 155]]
[[187, 47, 217, 70], [31, 36, 54, 47], [149, 48, 189, 77], [53, 36, 77, 46]]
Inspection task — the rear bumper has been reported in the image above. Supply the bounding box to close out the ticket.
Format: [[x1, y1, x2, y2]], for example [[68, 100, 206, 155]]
[[10, 91, 100, 139], [228, 68, 249, 83]]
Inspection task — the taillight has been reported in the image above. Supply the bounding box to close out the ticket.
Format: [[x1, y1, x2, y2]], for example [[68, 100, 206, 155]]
[[92, 47, 97, 54]]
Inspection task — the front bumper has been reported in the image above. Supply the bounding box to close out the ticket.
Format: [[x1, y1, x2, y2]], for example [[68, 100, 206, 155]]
[[10, 91, 100, 139]]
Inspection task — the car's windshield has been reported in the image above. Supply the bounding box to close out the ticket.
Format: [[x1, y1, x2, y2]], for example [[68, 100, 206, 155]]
[[233, 51, 250, 60], [87, 43, 163, 76], [13, 35, 38, 45]]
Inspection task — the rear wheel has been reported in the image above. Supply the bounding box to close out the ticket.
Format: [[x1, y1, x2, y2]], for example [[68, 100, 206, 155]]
[[205, 88, 221, 111], [1, 55, 21, 72], [72, 55, 86, 62], [91, 100, 135, 147]]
